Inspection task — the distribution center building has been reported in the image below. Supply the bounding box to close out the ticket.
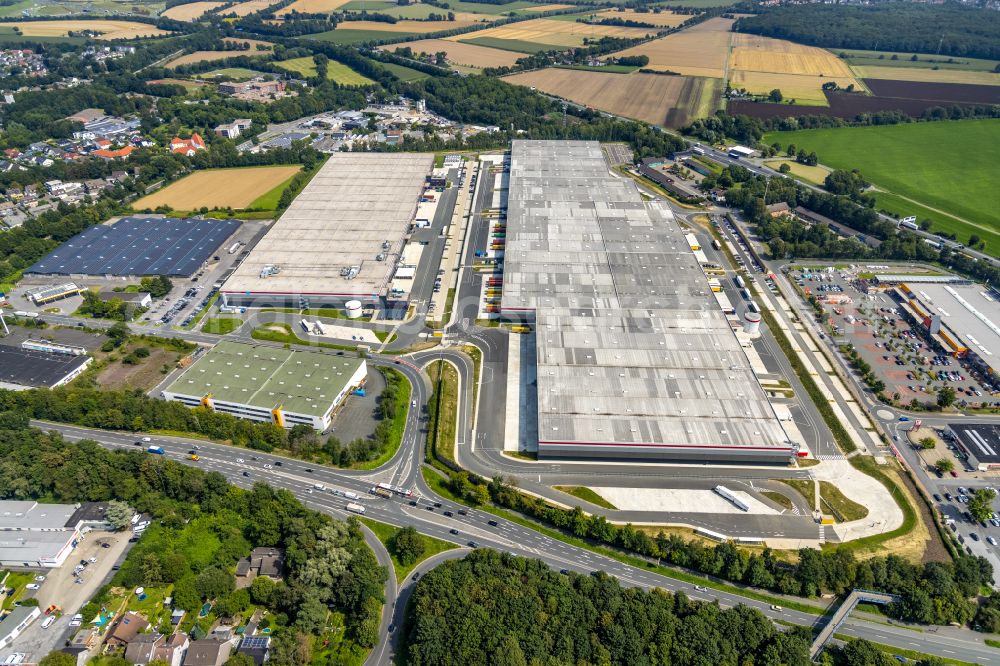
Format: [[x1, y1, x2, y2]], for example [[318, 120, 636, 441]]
[[0, 345, 92, 390], [161, 341, 367, 430], [501, 140, 796, 464], [221, 153, 433, 309]]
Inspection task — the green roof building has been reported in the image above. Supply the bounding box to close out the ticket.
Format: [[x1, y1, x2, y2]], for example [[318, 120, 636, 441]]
[[162, 341, 367, 430]]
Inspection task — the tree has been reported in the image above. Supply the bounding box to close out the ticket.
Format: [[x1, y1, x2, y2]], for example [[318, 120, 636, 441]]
[[969, 234, 981, 247], [935, 458, 954, 473], [172, 577, 202, 611], [249, 575, 275, 605], [224, 654, 256, 666], [105, 499, 134, 530], [39, 652, 77, 666], [390, 526, 426, 566], [107, 321, 131, 348], [918, 437, 936, 450], [768, 88, 783, 102], [196, 566, 235, 600], [778, 162, 791, 174], [937, 386, 957, 408], [968, 488, 997, 523]]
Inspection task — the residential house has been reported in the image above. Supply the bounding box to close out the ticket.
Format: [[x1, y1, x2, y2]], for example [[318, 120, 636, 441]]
[[0, 201, 16, 216], [154, 632, 190, 666], [94, 138, 112, 150], [106, 611, 151, 649], [765, 202, 790, 218], [236, 636, 270, 666], [3, 148, 19, 159], [65, 108, 106, 124], [215, 118, 252, 139], [93, 146, 135, 160], [124, 633, 165, 665], [182, 639, 232, 666], [107, 170, 129, 184], [84, 179, 109, 194], [170, 133, 206, 157], [235, 547, 285, 588]]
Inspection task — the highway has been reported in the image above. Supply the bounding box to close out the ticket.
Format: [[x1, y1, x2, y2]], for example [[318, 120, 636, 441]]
[[33, 420, 1000, 665]]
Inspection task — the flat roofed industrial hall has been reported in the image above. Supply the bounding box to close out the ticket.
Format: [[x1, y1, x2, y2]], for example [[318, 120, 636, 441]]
[[222, 153, 433, 307], [27, 216, 242, 277], [501, 140, 793, 463]]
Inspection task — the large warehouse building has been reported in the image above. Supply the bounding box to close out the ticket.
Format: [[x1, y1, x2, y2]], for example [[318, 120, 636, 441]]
[[501, 140, 796, 464], [162, 341, 367, 430], [0, 345, 92, 390], [0, 500, 87, 568], [27, 216, 242, 277], [221, 153, 433, 309], [895, 281, 1000, 375]]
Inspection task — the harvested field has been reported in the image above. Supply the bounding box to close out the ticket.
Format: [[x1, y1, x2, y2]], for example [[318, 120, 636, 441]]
[[166, 50, 268, 68], [730, 70, 858, 106], [762, 159, 831, 185], [526, 3, 574, 11], [223, 37, 274, 50], [595, 8, 689, 28], [223, 0, 286, 16], [503, 68, 720, 126], [394, 38, 521, 68], [612, 16, 733, 78], [450, 17, 655, 49], [148, 78, 209, 89], [334, 18, 480, 33], [853, 65, 1000, 87], [274, 0, 351, 14], [5, 20, 171, 39], [161, 1, 225, 20], [133, 166, 302, 211]]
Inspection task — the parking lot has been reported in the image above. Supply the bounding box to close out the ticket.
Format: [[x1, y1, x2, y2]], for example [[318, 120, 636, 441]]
[[1, 530, 130, 663], [932, 484, 1000, 582], [788, 266, 994, 408]]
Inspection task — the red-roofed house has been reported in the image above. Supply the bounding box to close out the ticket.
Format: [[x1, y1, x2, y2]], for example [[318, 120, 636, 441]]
[[170, 133, 206, 157], [93, 146, 135, 160], [94, 138, 112, 149]]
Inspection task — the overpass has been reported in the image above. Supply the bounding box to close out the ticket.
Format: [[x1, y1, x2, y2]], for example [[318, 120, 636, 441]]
[[811, 589, 902, 660]]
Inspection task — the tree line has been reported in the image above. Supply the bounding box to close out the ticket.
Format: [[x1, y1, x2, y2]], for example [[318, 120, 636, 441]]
[[405, 548, 953, 666], [735, 3, 1000, 61], [0, 423, 386, 664]]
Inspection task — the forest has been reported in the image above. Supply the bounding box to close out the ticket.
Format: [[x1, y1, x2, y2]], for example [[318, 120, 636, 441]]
[[405, 549, 951, 666], [0, 423, 387, 664], [735, 3, 1000, 61]]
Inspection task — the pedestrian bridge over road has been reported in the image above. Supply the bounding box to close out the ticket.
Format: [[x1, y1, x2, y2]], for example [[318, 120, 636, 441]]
[[811, 589, 901, 660]]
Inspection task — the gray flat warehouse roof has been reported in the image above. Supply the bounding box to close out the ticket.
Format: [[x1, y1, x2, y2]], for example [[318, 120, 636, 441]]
[[902, 282, 1000, 366], [503, 140, 792, 461], [0, 345, 91, 389], [222, 153, 433, 300]]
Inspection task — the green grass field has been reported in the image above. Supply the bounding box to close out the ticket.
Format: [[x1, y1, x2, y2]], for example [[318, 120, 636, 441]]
[[306, 28, 420, 44], [442, 0, 548, 15], [275, 55, 318, 76], [764, 120, 1000, 254], [202, 317, 242, 334], [378, 61, 431, 81], [358, 518, 457, 582], [459, 35, 560, 53], [194, 67, 263, 80], [276, 56, 375, 85], [833, 48, 1000, 72]]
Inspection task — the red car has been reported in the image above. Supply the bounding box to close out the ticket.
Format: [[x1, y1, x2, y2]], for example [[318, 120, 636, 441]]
[[950, 471, 959, 477]]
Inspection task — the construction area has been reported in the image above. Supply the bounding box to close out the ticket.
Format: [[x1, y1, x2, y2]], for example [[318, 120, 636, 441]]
[[220, 153, 434, 309], [161, 340, 367, 430], [500, 140, 797, 464]]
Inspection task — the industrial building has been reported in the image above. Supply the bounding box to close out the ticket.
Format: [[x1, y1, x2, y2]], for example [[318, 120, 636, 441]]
[[950, 423, 1000, 471], [501, 140, 795, 464], [26, 216, 242, 277], [0, 500, 93, 568], [894, 281, 1000, 375], [0, 344, 92, 389], [221, 153, 433, 309], [162, 341, 367, 430]]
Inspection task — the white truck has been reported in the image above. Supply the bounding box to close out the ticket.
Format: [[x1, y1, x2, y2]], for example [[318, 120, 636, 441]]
[[346, 502, 366, 515]]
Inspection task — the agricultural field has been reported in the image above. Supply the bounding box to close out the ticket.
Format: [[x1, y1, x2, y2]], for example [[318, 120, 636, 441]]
[[377, 61, 432, 82], [335, 18, 481, 32], [307, 28, 422, 44], [223, 37, 274, 50], [221, 0, 285, 16], [503, 68, 721, 127], [275, 55, 374, 85], [274, 0, 350, 14], [612, 16, 733, 78], [133, 166, 302, 211], [728, 33, 861, 105], [2, 19, 171, 39], [149, 77, 210, 90], [593, 8, 689, 27], [193, 67, 264, 80], [394, 38, 522, 68], [834, 49, 1000, 73], [761, 159, 831, 186], [763, 119, 1000, 249], [449, 17, 656, 52], [852, 65, 999, 86], [166, 50, 268, 68], [161, 1, 225, 20], [440, 0, 555, 15]]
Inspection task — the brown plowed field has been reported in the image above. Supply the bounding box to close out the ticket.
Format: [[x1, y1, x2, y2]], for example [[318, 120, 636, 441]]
[[864, 79, 1000, 104], [503, 68, 718, 127], [395, 39, 522, 68], [612, 17, 733, 78]]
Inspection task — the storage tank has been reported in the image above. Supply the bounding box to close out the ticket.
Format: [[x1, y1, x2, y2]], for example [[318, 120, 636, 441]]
[[345, 300, 363, 319], [742, 310, 761, 336]]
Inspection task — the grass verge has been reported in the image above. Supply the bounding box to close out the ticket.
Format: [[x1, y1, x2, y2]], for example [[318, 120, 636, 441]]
[[760, 490, 794, 511], [251, 323, 358, 352], [426, 288, 456, 329], [419, 466, 825, 616], [359, 517, 457, 582], [202, 316, 241, 335], [426, 360, 459, 467], [182, 293, 218, 330], [553, 486, 617, 510]]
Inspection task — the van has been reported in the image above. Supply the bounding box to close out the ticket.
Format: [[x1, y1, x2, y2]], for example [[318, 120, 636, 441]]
[[42, 616, 56, 629], [314, 484, 326, 491]]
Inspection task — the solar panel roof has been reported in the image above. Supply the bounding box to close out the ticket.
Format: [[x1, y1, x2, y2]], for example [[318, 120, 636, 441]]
[[27, 216, 241, 277]]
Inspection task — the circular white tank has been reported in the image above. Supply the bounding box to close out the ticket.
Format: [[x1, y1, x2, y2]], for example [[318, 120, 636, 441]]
[[743, 310, 761, 336], [345, 300, 363, 319]]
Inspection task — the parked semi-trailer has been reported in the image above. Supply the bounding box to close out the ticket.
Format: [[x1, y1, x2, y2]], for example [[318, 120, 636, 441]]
[[346, 502, 366, 515]]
